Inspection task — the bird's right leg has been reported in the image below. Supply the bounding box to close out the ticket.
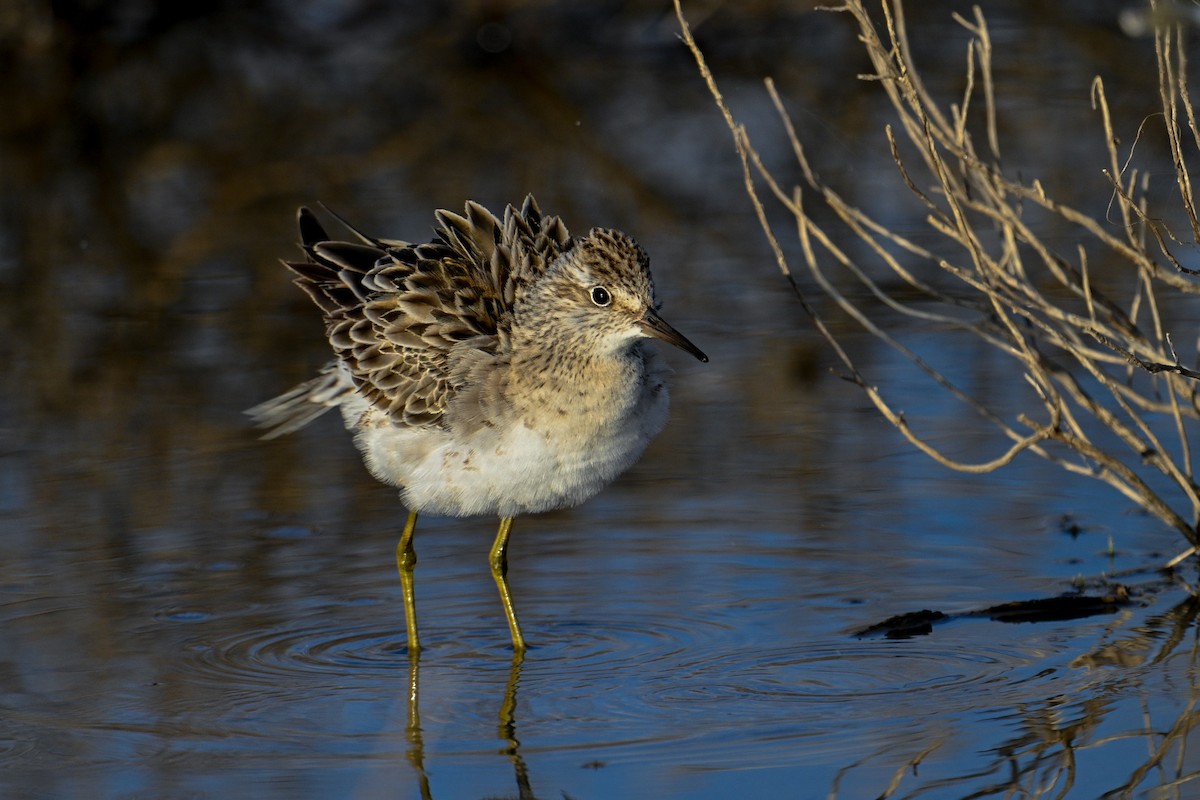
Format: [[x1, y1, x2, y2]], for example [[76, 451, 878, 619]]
[[396, 510, 421, 653], [489, 517, 526, 652]]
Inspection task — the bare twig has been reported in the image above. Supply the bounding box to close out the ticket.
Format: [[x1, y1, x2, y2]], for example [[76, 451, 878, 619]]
[[674, 0, 1200, 550]]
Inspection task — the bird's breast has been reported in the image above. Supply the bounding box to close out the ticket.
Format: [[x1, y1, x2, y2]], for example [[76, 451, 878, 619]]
[[361, 350, 671, 518]]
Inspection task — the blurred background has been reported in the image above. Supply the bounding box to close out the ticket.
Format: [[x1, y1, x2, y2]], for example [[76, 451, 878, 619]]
[[1, 0, 1177, 557], [2, 1, 1198, 798]]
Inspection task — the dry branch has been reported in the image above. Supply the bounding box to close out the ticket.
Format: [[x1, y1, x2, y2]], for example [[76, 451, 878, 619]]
[[675, 0, 1200, 550]]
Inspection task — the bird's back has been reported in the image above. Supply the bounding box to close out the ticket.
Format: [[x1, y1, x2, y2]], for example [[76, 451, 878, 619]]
[[249, 196, 572, 436]]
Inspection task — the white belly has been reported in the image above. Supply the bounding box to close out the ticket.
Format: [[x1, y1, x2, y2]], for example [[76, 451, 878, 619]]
[[348, 383, 669, 518]]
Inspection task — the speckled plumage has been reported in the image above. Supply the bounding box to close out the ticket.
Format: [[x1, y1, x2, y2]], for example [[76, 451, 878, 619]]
[[248, 195, 706, 650]]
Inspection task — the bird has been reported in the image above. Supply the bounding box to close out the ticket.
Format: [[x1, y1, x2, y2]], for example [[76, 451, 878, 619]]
[[248, 195, 707, 652]]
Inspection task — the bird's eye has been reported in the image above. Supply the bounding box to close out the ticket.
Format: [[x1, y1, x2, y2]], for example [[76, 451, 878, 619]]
[[590, 286, 612, 307]]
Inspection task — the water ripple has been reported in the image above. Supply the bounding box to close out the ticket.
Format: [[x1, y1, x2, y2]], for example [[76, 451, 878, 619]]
[[151, 564, 1111, 774], [181, 618, 412, 685]]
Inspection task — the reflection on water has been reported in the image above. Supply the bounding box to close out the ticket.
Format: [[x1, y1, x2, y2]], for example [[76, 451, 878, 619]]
[[408, 652, 535, 800], [5, 518, 1197, 797], [3, 0, 1200, 797]]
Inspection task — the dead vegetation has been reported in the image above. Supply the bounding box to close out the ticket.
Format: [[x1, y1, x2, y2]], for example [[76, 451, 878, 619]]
[[676, 0, 1200, 564]]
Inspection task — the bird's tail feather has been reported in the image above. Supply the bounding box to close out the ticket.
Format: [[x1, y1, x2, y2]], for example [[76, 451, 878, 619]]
[[246, 362, 348, 439]]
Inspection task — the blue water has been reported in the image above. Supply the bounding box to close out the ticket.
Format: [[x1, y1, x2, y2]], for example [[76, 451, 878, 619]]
[[3, 371, 1192, 798]]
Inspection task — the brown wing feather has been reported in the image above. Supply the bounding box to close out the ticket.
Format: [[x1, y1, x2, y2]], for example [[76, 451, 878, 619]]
[[284, 197, 572, 429]]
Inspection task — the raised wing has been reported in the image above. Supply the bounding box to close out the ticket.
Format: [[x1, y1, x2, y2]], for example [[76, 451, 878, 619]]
[[285, 196, 571, 428]]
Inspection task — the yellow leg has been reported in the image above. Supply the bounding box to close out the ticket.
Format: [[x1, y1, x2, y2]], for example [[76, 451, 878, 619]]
[[489, 517, 526, 652], [396, 511, 421, 653]]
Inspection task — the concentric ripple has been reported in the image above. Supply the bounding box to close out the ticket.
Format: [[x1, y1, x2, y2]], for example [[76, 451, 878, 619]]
[[144, 543, 1119, 772], [638, 642, 1033, 707], [182, 620, 413, 684], [520, 630, 1061, 742]]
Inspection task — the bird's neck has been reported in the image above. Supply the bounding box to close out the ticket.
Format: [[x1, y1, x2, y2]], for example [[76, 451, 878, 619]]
[[507, 334, 645, 420]]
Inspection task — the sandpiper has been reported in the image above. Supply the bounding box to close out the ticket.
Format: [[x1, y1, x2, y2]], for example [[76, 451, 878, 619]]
[[249, 196, 707, 652]]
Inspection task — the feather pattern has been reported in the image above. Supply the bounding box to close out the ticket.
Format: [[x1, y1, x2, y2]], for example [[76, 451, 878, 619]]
[[279, 195, 570, 429]]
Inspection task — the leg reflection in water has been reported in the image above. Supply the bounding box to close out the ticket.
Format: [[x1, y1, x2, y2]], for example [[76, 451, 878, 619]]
[[498, 651, 532, 799], [402, 648, 533, 799], [404, 650, 431, 800]]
